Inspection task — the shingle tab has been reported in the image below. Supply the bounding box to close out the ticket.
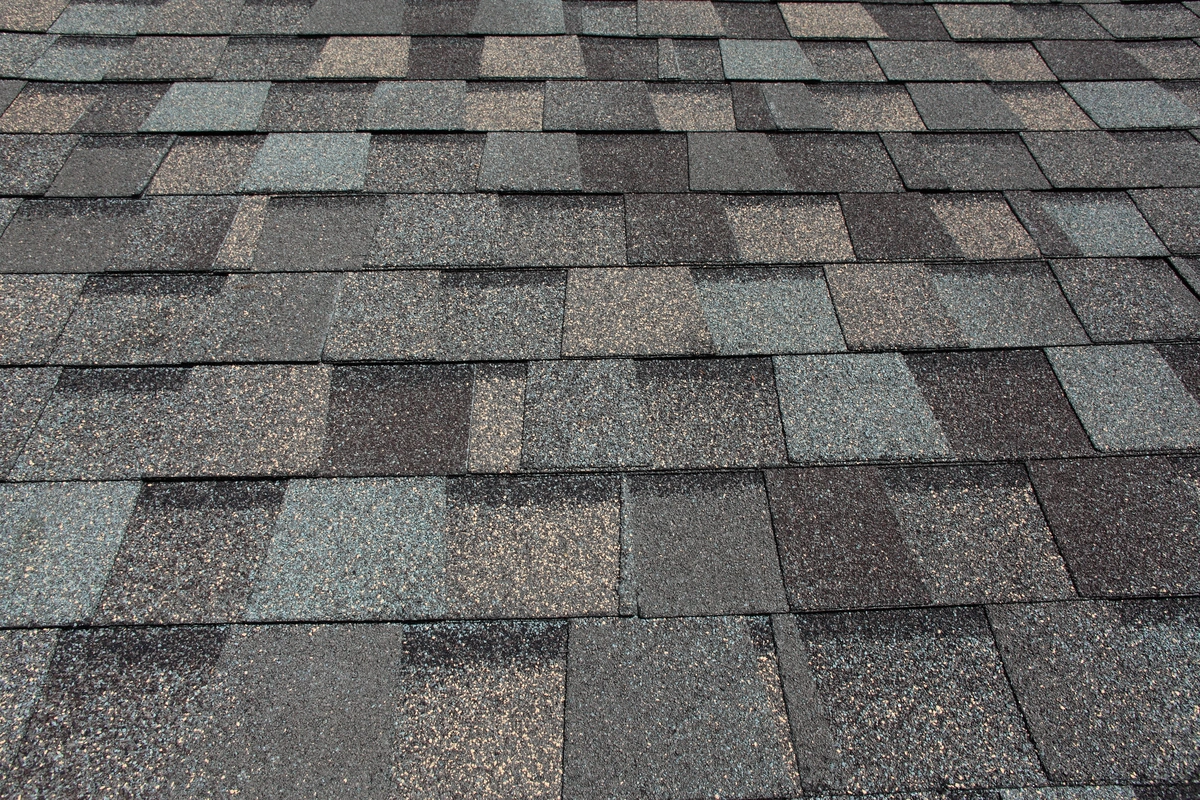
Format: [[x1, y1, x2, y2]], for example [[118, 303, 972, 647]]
[[141, 81, 270, 132], [477, 131, 581, 191], [1050, 257, 1200, 342], [1065, 81, 1200, 129], [240, 132, 370, 191]]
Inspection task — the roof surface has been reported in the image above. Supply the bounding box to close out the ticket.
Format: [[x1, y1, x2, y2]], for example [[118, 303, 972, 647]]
[[1, 0, 1199, 796]]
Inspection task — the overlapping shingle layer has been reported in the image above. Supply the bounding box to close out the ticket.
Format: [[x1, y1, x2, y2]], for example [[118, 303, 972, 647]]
[[2, 0, 1199, 795]]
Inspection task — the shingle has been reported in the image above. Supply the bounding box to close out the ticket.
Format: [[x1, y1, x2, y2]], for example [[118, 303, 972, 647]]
[[325, 269, 564, 361], [185, 624, 408, 796], [863, 3, 950, 41], [0, 628, 55, 773], [213, 35, 323, 80], [1122, 40, 1200, 80], [231, 0, 318, 35], [1174, 255, 1200, 295], [140, 81, 270, 132], [365, 79, 465, 130], [578, 132, 688, 191], [1163, 341, 1200, 400], [45, 0, 144, 32], [93, 481, 283, 624], [23, 35, 129, 81], [840, 193, 961, 261], [826, 261, 961, 350], [0, 0, 68, 32], [1047, 344, 1200, 452], [909, 349, 1094, 460], [41, 134, 168, 198], [1131, 188, 1200, 254], [799, 42, 886, 82], [578, 36, 656, 79], [252, 195, 381, 271], [240, 132, 370, 191], [320, 364, 470, 476], [0, 78, 26, 113], [995, 84, 1098, 131], [768, 133, 902, 193], [724, 195, 855, 263], [364, 132, 482, 192], [371, 193, 501, 266], [935, 5, 1038, 41], [781, 607, 1042, 793], [809, 83, 924, 131], [625, 193, 738, 264], [779, 3, 888, 40], [656, 37, 724, 81], [0, 198, 146, 273], [479, 34, 586, 78], [694, 266, 845, 355], [775, 353, 951, 463], [962, 43, 1056, 83], [470, 0, 565, 34], [567, 0, 636, 36], [870, 42, 985, 82], [0, 83, 100, 134], [55, 271, 337, 364], [908, 82, 1022, 131], [1050, 257, 1200, 342], [402, 0, 478, 35], [561, 267, 712, 357], [405, 36, 482, 79], [636, 0, 722, 37], [989, 599, 1200, 782], [624, 472, 787, 617], [500, 194, 626, 265], [301, 0, 407, 34], [648, 83, 735, 130], [305, 35, 409, 77], [445, 475, 619, 617], [71, 83, 168, 134], [104, 35, 226, 80], [1007, 191, 1168, 258], [0, 481, 138, 625], [467, 361, 526, 472], [521, 358, 647, 470], [0, 367, 57, 473], [719, 38, 818, 81], [543, 80, 657, 130], [256, 82, 372, 131], [731, 83, 779, 131], [769, 463, 1073, 610], [0, 275, 80, 364], [687, 132, 793, 191], [12, 626, 225, 796], [1023, 131, 1200, 189], [1036, 41, 1153, 81], [1065, 81, 1200, 129], [246, 478, 445, 621], [140, 0, 240, 34], [716, 2, 790, 40], [110, 194, 240, 272], [0, 33, 62, 76], [393, 620, 568, 798], [564, 617, 800, 800], [884, 133, 1047, 191], [463, 81, 544, 131], [1086, 2, 1200, 40], [15, 364, 331, 480], [1030, 456, 1200, 598], [0, 133, 77, 195], [1016, 5, 1111, 40]]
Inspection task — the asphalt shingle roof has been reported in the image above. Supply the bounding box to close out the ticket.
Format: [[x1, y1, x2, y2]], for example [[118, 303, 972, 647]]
[[1, 0, 1199, 795]]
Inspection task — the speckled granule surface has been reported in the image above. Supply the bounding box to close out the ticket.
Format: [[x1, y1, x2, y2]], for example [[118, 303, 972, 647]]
[[2, 1, 1200, 796]]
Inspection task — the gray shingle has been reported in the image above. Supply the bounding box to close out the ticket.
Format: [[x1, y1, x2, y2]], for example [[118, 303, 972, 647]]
[[623, 472, 788, 617], [687, 132, 793, 191], [907, 82, 1022, 131], [1086, 2, 1200, 40], [648, 83, 735, 131], [870, 41, 985, 82], [0, 274, 80, 364], [1050, 257, 1200, 342], [46, 135, 171, 198], [990, 600, 1200, 782], [240, 132, 370, 192], [780, 3, 887, 40], [365, 133, 482, 192], [301, 0, 407, 35], [477, 131, 581, 191], [719, 38, 817, 81], [470, 0, 565, 34], [771, 133, 901, 192], [1048, 344, 1200, 452], [500, 194, 626, 266], [758, 83, 832, 130], [774, 353, 952, 464], [479, 34, 585, 78], [257, 82, 372, 132], [372, 193, 501, 266], [23, 35, 129, 81], [725, 194, 855, 264], [1131, 188, 1200, 253], [808, 83, 924, 131], [147, 135, 264, 193], [141, 0, 240, 35], [104, 35, 225, 80], [305, 35, 410, 77], [213, 35, 323, 80], [140, 81, 270, 132], [0, 133, 77, 195], [0, 367, 58, 474], [578, 133, 688, 192], [636, 0, 722, 37], [799, 41, 885, 82], [1065, 81, 1200, 129], [1008, 191, 1168, 258], [883, 132, 1049, 191], [0, 0, 67, 33], [0, 33, 58, 76], [564, 616, 800, 800], [254, 195, 382, 271], [1022, 131, 1200, 189], [365, 80, 465, 130], [542, 80, 657, 130], [657, 37, 724, 81], [0, 198, 146, 273], [569, 1, 636, 36], [464, 81, 543, 131]]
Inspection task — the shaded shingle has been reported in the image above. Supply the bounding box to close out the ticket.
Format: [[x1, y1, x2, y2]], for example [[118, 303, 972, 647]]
[[0, 0, 68, 32], [840, 193, 961, 261], [908, 82, 1022, 131], [626, 193, 738, 264], [0, 133, 77, 195], [72, 83, 169, 134], [256, 82, 372, 132], [0, 367, 58, 474], [908, 349, 1094, 460], [657, 37, 724, 81], [719, 38, 817, 81], [1007, 191, 1168, 258], [883, 132, 1048, 191], [1050, 257, 1200, 342], [23, 35, 129, 81], [0, 83, 102, 134], [372, 193, 501, 266], [994, 83, 1097, 131], [990, 599, 1200, 782], [687, 132, 793, 191], [863, 3, 949, 41], [365, 79, 466, 130], [500, 194, 626, 266], [305, 35, 410, 78], [232, 0, 317, 35], [365, 132, 482, 192], [870, 41, 985, 82], [625, 472, 787, 617], [406, 36, 482, 79], [716, 2, 790, 40], [470, 0, 565, 34], [1131, 187, 1200, 253], [564, 616, 800, 800], [140, 81, 270, 132], [1086, 2, 1200, 40], [579, 132, 687, 191], [150, 135, 263, 194], [253, 195, 381, 270], [0, 198, 146, 273], [301, 0, 407, 35], [104, 35, 226, 80], [213, 35, 323, 80], [636, 0, 722, 37], [543, 80, 657, 130], [799, 41, 885, 82], [479, 34, 585, 78], [44, 134, 170, 197], [0, 274, 81, 364], [935, 4, 1038, 41], [1023, 131, 1200, 189], [1065, 81, 1200, 129], [758, 83, 831, 130], [1030, 456, 1200, 598], [578, 36, 656, 79], [140, 0, 240, 35], [1047, 344, 1200, 452], [240, 132, 370, 192], [1036, 41, 1153, 81]]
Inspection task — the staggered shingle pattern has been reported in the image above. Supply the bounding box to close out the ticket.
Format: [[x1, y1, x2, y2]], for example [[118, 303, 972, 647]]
[[2, 0, 1199, 796]]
